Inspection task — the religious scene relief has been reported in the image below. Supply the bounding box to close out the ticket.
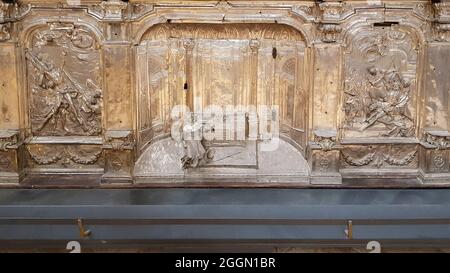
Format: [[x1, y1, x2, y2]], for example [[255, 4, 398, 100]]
[[26, 23, 102, 136], [343, 26, 418, 138]]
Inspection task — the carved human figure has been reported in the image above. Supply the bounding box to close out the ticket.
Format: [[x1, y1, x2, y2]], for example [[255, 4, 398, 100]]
[[179, 115, 215, 169], [27, 51, 101, 135], [360, 67, 413, 137]]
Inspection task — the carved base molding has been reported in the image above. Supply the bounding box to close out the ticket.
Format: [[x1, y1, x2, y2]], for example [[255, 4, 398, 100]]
[[308, 130, 342, 185], [102, 131, 135, 184], [0, 131, 22, 184], [419, 130, 450, 184]]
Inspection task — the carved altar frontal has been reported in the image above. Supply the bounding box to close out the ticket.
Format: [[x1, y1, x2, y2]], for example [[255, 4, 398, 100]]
[[0, 0, 449, 188]]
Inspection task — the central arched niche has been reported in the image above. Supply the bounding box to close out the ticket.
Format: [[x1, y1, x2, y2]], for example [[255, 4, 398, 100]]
[[135, 23, 308, 153]]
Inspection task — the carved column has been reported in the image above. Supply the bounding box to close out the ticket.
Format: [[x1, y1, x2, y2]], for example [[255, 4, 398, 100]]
[[249, 39, 260, 141], [418, 3, 450, 184], [101, 0, 135, 184], [420, 131, 450, 184], [183, 38, 195, 111], [308, 41, 342, 184], [0, 2, 23, 184], [308, 1, 344, 184], [308, 130, 341, 184]]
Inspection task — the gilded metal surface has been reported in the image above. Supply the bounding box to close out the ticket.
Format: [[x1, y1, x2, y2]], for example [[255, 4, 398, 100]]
[[0, 0, 449, 187]]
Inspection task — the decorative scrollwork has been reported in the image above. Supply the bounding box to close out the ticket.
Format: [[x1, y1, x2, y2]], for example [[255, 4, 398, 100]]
[[0, 131, 18, 152], [89, 0, 128, 21], [0, 141, 12, 152], [291, 5, 314, 18]]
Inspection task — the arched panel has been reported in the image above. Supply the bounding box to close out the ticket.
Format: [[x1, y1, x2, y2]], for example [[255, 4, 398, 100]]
[[135, 23, 308, 153]]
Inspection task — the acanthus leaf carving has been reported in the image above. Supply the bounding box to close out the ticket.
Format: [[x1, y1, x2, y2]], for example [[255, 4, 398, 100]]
[[105, 131, 134, 151], [314, 130, 336, 152], [317, 23, 341, 43], [318, 1, 353, 22], [88, 0, 128, 22]]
